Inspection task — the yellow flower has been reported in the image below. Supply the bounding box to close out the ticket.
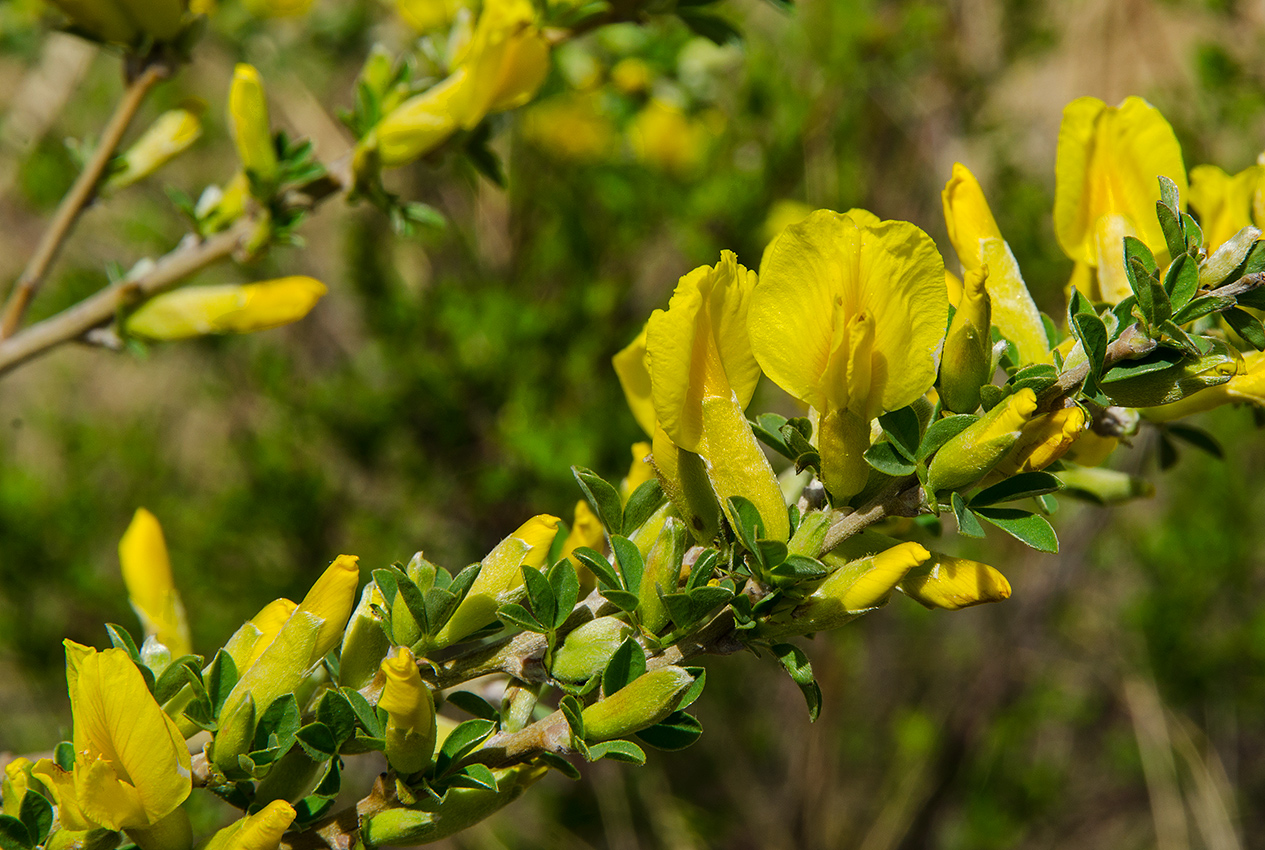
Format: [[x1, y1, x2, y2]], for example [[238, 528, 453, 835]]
[[926, 389, 1038, 495], [942, 163, 1050, 364], [610, 58, 652, 94], [613, 325, 656, 438], [1188, 163, 1265, 252], [750, 209, 948, 501], [46, 0, 183, 46], [561, 500, 604, 562], [648, 251, 788, 541], [621, 441, 654, 499], [3, 758, 35, 818], [222, 597, 298, 674], [118, 508, 191, 658], [368, 75, 466, 169], [628, 99, 709, 176], [106, 106, 203, 194], [447, 0, 550, 129], [125, 277, 327, 341], [378, 647, 437, 775], [992, 404, 1087, 477], [228, 65, 278, 189], [899, 554, 1011, 610], [201, 801, 295, 850], [33, 643, 191, 835], [1054, 96, 1187, 303]]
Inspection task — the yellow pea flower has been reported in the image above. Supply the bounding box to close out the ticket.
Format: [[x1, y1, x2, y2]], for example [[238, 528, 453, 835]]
[[1053, 96, 1187, 303], [942, 163, 1050, 364], [899, 554, 1011, 610], [3, 758, 35, 818], [125, 277, 327, 341], [378, 647, 437, 776], [222, 597, 298, 674], [750, 209, 948, 502], [648, 251, 788, 541], [228, 65, 278, 189], [926, 388, 1038, 495], [1188, 162, 1265, 252], [613, 325, 656, 438], [991, 404, 1088, 478], [520, 92, 618, 164], [367, 75, 466, 169], [201, 801, 295, 850], [46, 0, 183, 47], [561, 500, 604, 562], [118, 508, 191, 658], [32, 643, 191, 841], [106, 106, 203, 194], [447, 0, 550, 129], [433, 515, 560, 647]]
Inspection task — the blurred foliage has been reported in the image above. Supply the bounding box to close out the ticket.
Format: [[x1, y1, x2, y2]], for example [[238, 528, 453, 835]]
[[4, 0, 1265, 846]]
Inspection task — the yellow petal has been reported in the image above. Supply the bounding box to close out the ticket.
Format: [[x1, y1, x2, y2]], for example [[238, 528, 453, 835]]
[[561, 501, 605, 563], [942, 164, 1051, 364], [228, 65, 278, 185], [622, 441, 654, 500], [119, 508, 191, 658], [202, 801, 296, 850], [30, 760, 93, 831], [751, 210, 947, 417], [126, 278, 327, 341], [295, 555, 360, 663], [109, 107, 203, 193], [700, 394, 789, 542], [994, 405, 1087, 476], [372, 74, 464, 168], [449, 0, 550, 129], [378, 647, 434, 732], [647, 251, 760, 452], [1189, 163, 1264, 252], [1054, 96, 1186, 276], [899, 554, 1011, 610], [612, 325, 656, 438]]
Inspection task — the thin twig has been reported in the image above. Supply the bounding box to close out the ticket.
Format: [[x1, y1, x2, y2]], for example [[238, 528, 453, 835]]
[[1, 62, 168, 338]]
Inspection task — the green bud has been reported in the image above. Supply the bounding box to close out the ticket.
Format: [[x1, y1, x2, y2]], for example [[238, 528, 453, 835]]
[[926, 389, 1037, 495], [361, 765, 546, 848], [550, 616, 635, 682], [1199, 226, 1260, 289], [939, 268, 992, 413], [627, 502, 671, 559], [581, 666, 695, 741], [787, 510, 832, 557], [1099, 342, 1239, 408], [638, 517, 687, 633], [338, 582, 390, 691]]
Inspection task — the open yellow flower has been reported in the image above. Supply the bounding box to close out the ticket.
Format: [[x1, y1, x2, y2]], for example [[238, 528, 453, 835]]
[[118, 508, 191, 658], [125, 277, 327, 341], [647, 251, 788, 541], [1188, 163, 1265, 252], [33, 643, 191, 838], [1054, 96, 1187, 303], [942, 163, 1050, 364], [750, 209, 947, 501]]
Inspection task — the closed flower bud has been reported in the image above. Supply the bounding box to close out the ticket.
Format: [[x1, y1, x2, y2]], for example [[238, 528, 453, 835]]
[[926, 389, 1038, 495], [991, 405, 1087, 478], [361, 764, 546, 848], [939, 267, 993, 413], [106, 106, 203, 193], [228, 65, 278, 189], [2, 758, 34, 818], [378, 647, 437, 776], [125, 277, 327, 341], [197, 172, 250, 234], [638, 517, 687, 634], [621, 441, 655, 501], [200, 800, 295, 850], [338, 582, 390, 691], [550, 616, 635, 683], [899, 554, 1011, 610], [581, 666, 695, 742], [223, 597, 298, 675], [119, 508, 191, 659], [787, 509, 832, 557], [1198, 225, 1260, 288], [561, 500, 605, 596]]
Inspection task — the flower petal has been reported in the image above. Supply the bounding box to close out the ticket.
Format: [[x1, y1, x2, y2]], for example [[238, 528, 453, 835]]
[[119, 508, 191, 658]]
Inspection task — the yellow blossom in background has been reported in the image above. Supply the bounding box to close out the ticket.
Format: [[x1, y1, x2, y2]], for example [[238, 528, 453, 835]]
[[447, 0, 551, 128], [396, 0, 464, 32], [622, 441, 654, 497], [629, 100, 711, 176], [118, 508, 191, 658], [942, 163, 1050, 363], [610, 57, 652, 94], [1054, 96, 1187, 303], [201, 801, 295, 850], [125, 277, 327, 341], [1188, 163, 1265, 252], [33, 643, 191, 836], [561, 500, 604, 562], [750, 209, 947, 501], [106, 105, 204, 194], [228, 64, 278, 188], [520, 93, 618, 163], [613, 324, 656, 437], [242, 0, 313, 17]]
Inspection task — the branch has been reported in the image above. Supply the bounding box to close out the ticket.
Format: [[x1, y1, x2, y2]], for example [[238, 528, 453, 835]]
[[0, 62, 168, 338]]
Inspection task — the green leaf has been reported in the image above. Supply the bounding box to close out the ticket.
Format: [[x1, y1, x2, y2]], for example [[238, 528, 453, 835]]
[[560, 694, 585, 739], [310, 753, 342, 798], [538, 752, 582, 780], [1156, 200, 1185, 261], [610, 535, 644, 594], [769, 554, 830, 581], [974, 508, 1059, 553], [677, 8, 741, 44], [17, 792, 51, 847], [447, 563, 482, 603], [622, 480, 666, 536], [864, 441, 916, 476], [497, 602, 545, 633], [1224, 307, 1265, 351], [0, 815, 32, 850], [253, 694, 300, 755], [726, 495, 766, 553], [1159, 433, 1180, 470], [602, 637, 646, 696], [601, 589, 640, 613], [1008, 363, 1059, 395], [521, 567, 556, 628], [205, 651, 238, 715], [636, 711, 704, 751], [447, 764, 498, 791], [1167, 424, 1224, 459], [951, 491, 986, 538], [548, 559, 581, 630], [104, 623, 142, 664], [587, 739, 647, 764], [754, 539, 788, 570], [296, 722, 339, 758], [1071, 310, 1108, 383], [684, 549, 719, 592], [394, 572, 430, 636], [53, 742, 74, 771], [372, 568, 400, 606], [316, 690, 357, 745], [677, 667, 707, 711], [1164, 252, 1199, 311], [970, 471, 1064, 507], [422, 587, 459, 636], [752, 413, 794, 459], [877, 406, 921, 462], [1173, 293, 1236, 324], [444, 690, 500, 722], [572, 548, 621, 590], [342, 687, 384, 737], [1181, 212, 1204, 253], [572, 466, 624, 536], [771, 643, 821, 721], [917, 414, 978, 461], [154, 656, 200, 704], [1158, 175, 1181, 212], [434, 719, 497, 774]]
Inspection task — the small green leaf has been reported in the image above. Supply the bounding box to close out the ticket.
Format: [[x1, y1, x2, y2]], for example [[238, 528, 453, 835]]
[[970, 471, 1064, 507], [1172, 293, 1235, 324], [1164, 252, 1199, 311], [0, 815, 32, 850], [538, 752, 582, 780], [443, 690, 499, 722], [1156, 200, 1185, 260], [447, 764, 498, 791], [1224, 307, 1265, 351], [17, 792, 52, 847], [601, 589, 640, 613], [636, 711, 704, 751], [560, 694, 585, 738], [316, 690, 357, 744], [622, 480, 666, 536], [769, 554, 830, 581], [878, 406, 921, 462], [497, 602, 545, 633], [918, 415, 978, 461], [726, 495, 766, 553], [602, 638, 646, 696], [395, 573, 430, 636], [974, 508, 1059, 553], [587, 739, 647, 764], [205, 650, 239, 717], [296, 722, 339, 758], [771, 643, 821, 721], [342, 687, 384, 737], [1158, 175, 1181, 212], [434, 719, 497, 774], [253, 694, 300, 755], [1167, 424, 1223, 459], [951, 491, 986, 538], [1071, 310, 1108, 383], [685, 549, 719, 592], [572, 466, 624, 535], [53, 742, 74, 771], [521, 567, 556, 628], [752, 413, 794, 459], [572, 548, 621, 590], [864, 441, 917, 476], [677, 667, 707, 711], [548, 559, 581, 630], [611, 535, 644, 594]]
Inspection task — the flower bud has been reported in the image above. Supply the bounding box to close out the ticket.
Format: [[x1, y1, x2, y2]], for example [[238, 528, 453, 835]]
[[550, 616, 635, 683], [621, 441, 655, 502], [338, 582, 390, 690], [433, 515, 560, 648], [990, 405, 1087, 478], [223, 598, 298, 675], [926, 388, 1038, 495], [776, 542, 930, 636], [939, 267, 992, 414], [119, 508, 191, 658], [701, 395, 790, 543], [200, 801, 295, 850], [581, 666, 695, 742], [1199, 226, 1261, 288], [787, 509, 831, 557], [1142, 349, 1265, 421], [360, 764, 546, 848], [106, 106, 203, 193], [899, 554, 1011, 610], [1057, 465, 1155, 503], [378, 647, 437, 776], [125, 277, 327, 341], [2, 758, 35, 818], [197, 173, 250, 234], [638, 517, 687, 634], [228, 65, 278, 189]]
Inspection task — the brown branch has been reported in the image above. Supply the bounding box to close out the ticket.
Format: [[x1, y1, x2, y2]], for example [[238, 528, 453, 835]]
[[1, 62, 168, 338]]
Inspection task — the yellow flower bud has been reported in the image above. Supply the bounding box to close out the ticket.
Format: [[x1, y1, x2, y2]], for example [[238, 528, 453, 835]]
[[581, 667, 695, 741], [992, 405, 1087, 478], [939, 267, 992, 414], [1062, 430, 1118, 467], [201, 801, 296, 850], [2, 758, 34, 818], [378, 647, 437, 776], [788, 542, 930, 632], [107, 106, 203, 193], [125, 277, 327, 341], [228, 65, 278, 188], [926, 388, 1038, 495], [295, 555, 361, 663], [119, 508, 191, 658], [899, 554, 1011, 610]]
